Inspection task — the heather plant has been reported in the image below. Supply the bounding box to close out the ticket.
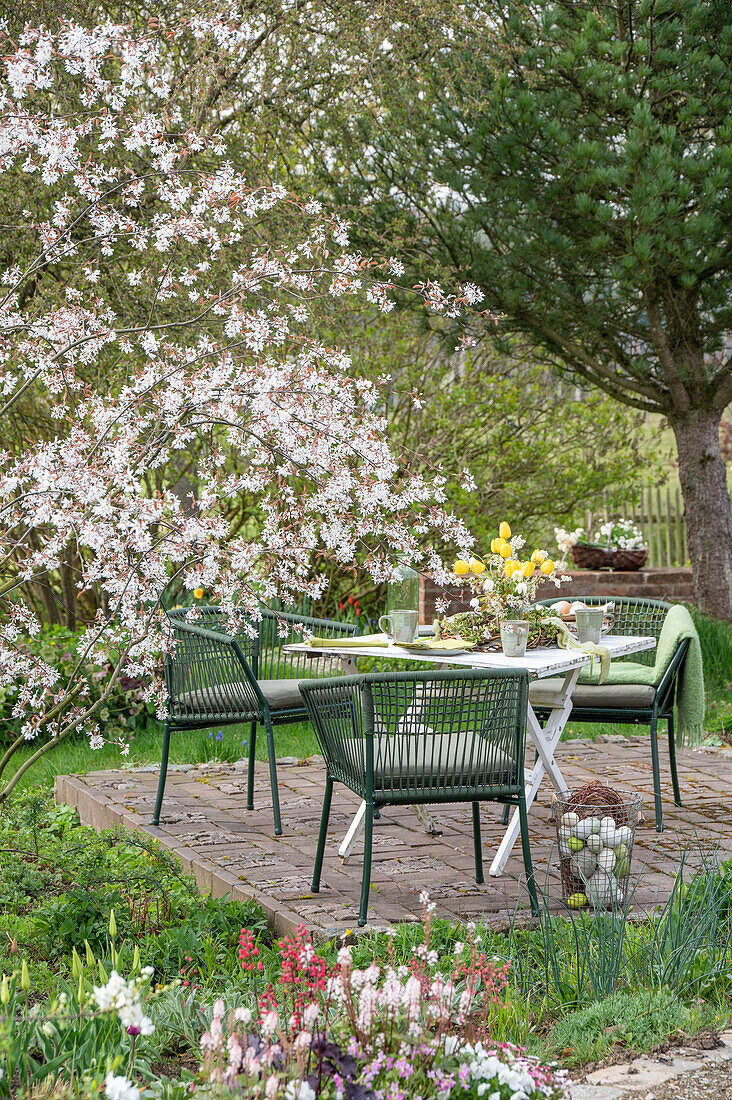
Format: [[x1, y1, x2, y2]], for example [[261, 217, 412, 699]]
[[199, 896, 569, 1099]]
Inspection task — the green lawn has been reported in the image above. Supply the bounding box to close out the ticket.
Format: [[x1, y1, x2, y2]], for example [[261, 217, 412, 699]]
[[7, 689, 730, 797]]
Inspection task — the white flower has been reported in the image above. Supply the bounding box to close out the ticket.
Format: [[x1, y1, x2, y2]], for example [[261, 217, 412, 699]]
[[261, 1010, 279, 1036], [284, 1083, 316, 1100], [105, 1074, 140, 1100]]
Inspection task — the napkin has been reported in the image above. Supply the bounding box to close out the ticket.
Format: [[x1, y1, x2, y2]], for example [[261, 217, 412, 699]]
[[306, 634, 473, 652]]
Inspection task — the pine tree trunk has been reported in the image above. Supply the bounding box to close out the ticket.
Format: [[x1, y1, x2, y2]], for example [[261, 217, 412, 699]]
[[672, 409, 732, 621]]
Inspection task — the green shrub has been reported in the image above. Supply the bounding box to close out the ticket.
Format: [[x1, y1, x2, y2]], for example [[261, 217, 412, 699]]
[[544, 989, 714, 1067], [0, 624, 157, 746]]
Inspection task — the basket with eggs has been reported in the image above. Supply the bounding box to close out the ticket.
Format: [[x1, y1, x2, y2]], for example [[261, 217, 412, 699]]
[[555, 781, 642, 911]]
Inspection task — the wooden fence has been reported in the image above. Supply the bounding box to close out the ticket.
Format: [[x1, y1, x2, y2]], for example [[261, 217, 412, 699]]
[[585, 487, 688, 568]]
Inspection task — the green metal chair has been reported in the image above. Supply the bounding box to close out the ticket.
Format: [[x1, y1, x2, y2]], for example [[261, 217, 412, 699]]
[[156, 607, 357, 835], [532, 596, 686, 831], [300, 667, 539, 926]]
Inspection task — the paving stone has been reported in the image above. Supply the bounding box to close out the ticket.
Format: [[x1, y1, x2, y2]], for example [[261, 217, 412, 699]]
[[55, 739, 732, 937]]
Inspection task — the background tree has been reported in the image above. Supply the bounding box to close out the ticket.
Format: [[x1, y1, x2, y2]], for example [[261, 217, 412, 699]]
[[313, 0, 732, 619], [348, 314, 659, 546]]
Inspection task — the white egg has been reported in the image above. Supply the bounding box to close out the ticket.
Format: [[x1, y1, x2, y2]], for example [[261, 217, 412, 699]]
[[561, 812, 580, 829], [586, 833, 604, 854], [586, 869, 613, 909], [596, 848, 616, 873], [614, 826, 633, 849], [570, 849, 597, 880], [575, 816, 601, 840], [570, 601, 588, 613], [599, 816, 616, 843]]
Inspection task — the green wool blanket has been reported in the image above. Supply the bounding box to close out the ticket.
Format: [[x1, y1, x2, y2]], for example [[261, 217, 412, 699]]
[[578, 604, 705, 746]]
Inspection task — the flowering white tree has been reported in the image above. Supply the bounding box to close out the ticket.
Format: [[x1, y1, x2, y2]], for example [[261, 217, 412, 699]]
[[0, 19, 476, 796]]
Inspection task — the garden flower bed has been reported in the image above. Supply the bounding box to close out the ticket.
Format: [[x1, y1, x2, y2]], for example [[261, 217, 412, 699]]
[[2, 793, 732, 1098]]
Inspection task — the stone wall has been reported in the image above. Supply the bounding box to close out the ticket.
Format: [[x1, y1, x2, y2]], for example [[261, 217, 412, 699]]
[[419, 567, 695, 623]]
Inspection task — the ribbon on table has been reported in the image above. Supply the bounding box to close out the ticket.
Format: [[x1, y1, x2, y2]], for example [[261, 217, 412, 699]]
[[547, 617, 611, 684]]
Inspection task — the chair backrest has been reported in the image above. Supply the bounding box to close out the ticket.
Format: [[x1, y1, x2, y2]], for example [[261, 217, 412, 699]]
[[164, 614, 262, 721], [534, 595, 671, 666], [256, 608, 357, 681], [300, 668, 529, 802], [167, 605, 356, 680]]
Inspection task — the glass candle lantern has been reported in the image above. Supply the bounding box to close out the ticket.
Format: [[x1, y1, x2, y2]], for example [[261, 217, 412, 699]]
[[387, 560, 420, 616]]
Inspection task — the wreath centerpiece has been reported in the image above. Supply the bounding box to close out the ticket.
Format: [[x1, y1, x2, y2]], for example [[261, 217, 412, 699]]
[[435, 522, 570, 649]]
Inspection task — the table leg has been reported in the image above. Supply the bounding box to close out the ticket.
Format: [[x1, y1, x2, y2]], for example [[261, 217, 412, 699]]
[[339, 799, 367, 861], [413, 804, 442, 835], [488, 666, 581, 878]]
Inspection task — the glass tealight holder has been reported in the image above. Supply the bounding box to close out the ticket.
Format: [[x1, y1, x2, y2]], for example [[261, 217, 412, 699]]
[[500, 620, 530, 658]]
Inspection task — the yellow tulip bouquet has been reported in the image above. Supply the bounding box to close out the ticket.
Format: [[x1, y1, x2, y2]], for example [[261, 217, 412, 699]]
[[435, 522, 569, 647]]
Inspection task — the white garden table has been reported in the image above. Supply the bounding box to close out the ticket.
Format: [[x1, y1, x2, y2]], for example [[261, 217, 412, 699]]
[[284, 634, 656, 877]]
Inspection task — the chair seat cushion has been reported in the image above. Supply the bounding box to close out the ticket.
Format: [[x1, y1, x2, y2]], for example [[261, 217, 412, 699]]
[[529, 678, 656, 709], [173, 678, 304, 716], [374, 730, 514, 789]]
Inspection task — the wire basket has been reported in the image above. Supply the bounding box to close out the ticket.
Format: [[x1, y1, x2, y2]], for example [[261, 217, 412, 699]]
[[554, 785, 643, 912]]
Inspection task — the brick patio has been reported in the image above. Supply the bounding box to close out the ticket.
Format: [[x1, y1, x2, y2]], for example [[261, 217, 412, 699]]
[[55, 737, 732, 941]]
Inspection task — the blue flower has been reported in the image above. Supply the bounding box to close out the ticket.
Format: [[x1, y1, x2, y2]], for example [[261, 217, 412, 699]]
[[215, 730, 223, 742]]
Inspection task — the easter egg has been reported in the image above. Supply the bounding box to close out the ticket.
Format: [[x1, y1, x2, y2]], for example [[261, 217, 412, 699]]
[[567, 892, 588, 909], [614, 842, 628, 862], [586, 833, 604, 854], [614, 826, 632, 848], [575, 817, 601, 840], [567, 836, 584, 853], [599, 817, 617, 847], [597, 848, 616, 873], [570, 601, 588, 614], [561, 811, 580, 829], [570, 850, 597, 880], [586, 870, 613, 909]]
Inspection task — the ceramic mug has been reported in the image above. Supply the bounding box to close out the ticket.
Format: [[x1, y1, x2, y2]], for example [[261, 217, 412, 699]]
[[500, 620, 530, 658], [575, 608, 612, 645], [379, 609, 419, 645]]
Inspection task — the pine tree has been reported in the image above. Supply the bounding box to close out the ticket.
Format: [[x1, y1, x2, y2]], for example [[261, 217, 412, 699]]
[[322, 0, 732, 618]]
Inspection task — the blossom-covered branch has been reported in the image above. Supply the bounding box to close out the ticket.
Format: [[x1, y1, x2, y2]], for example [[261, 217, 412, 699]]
[[0, 18, 475, 770]]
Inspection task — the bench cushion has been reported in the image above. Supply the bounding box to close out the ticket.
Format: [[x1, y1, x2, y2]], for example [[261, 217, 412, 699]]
[[174, 678, 305, 716], [374, 730, 514, 789], [529, 678, 656, 709]]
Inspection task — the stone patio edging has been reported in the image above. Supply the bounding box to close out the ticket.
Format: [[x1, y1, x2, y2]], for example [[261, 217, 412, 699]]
[[55, 773, 312, 941]]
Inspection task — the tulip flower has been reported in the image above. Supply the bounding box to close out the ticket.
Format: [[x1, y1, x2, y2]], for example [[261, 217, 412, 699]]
[[499, 543, 512, 559], [454, 559, 471, 576], [470, 558, 486, 574], [540, 560, 555, 575], [522, 561, 536, 578], [499, 521, 511, 540]]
